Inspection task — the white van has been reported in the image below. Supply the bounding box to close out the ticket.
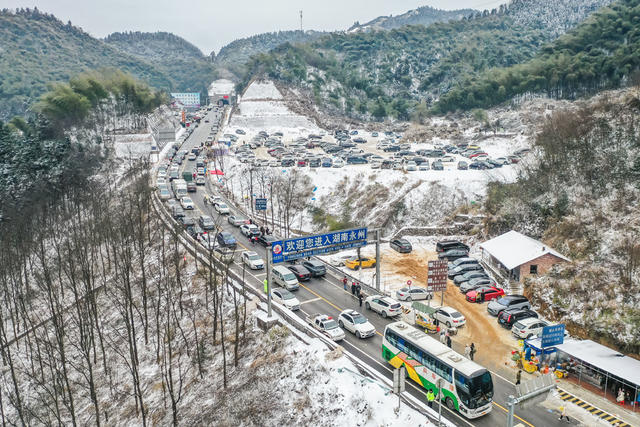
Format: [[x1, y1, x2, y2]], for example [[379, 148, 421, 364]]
[[272, 266, 299, 291]]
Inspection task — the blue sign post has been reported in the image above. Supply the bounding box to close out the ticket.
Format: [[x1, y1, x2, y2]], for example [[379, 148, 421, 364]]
[[255, 198, 267, 211], [271, 228, 368, 264], [541, 324, 565, 348]]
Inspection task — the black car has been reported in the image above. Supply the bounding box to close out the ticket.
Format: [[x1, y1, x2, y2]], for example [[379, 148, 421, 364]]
[[281, 159, 295, 167], [347, 156, 368, 165], [438, 248, 469, 261], [302, 259, 326, 277], [257, 234, 278, 247], [216, 232, 237, 250], [469, 161, 488, 170], [383, 145, 401, 152], [309, 158, 321, 168], [288, 265, 311, 281], [198, 215, 216, 230], [390, 238, 412, 253], [498, 309, 538, 329], [453, 271, 489, 286], [486, 159, 503, 168], [436, 240, 469, 253]]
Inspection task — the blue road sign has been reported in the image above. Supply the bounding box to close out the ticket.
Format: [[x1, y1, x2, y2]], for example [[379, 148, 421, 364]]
[[541, 324, 565, 348], [271, 228, 368, 264], [255, 198, 267, 211]]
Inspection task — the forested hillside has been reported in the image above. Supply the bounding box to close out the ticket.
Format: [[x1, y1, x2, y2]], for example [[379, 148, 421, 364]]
[[347, 5, 474, 33], [483, 88, 640, 352], [215, 30, 326, 78], [435, 0, 640, 112], [240, 0, 612, 120], [0, 9, 172, 120], [104, 31, 218, 100]]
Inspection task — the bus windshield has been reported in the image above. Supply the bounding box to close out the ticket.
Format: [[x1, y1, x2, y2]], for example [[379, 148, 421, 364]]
[[455, 370, 493, 409]]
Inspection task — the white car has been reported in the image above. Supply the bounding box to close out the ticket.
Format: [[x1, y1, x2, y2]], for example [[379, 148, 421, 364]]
[[370, 161, 381, 169], [158, 188, 171, 200], [512, 318, 550, 339], [404, 161, 417, 171], [240, 223, 260, 237], [338, 310, 376, 339], [214, 202, 230, 214], [188, 153, 196, 161], [198, 233, 216, 250], [241, 251, 264, 270], [196, 176, 206, 185], [156, 177, 167, 186], [365, 295, 402, 318], [395, 287, 432, 301], [332, 158, 345, 168], [180, 197, 195, 210], [432, 307, 466, 328], [272, 288, 300, 311], [204, 195, 223, 205], [228, 215, 248, 226]]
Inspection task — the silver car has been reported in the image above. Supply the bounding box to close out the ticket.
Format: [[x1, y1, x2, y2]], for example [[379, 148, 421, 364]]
[[395, 287, 432, 301]]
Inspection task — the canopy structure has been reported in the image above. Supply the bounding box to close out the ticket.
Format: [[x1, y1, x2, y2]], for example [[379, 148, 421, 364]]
[[479, 230, 570, 271]]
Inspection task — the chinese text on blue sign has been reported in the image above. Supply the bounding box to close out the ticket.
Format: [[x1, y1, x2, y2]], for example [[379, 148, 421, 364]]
[[271, 228, 368, 263], [541, 324, 565, 347], [255, 198, 267, 211]]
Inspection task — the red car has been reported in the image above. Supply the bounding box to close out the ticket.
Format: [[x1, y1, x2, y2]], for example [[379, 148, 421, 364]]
[[297, 160, 307, 167], [469, 152, 489, 159], [466, 286, 505, 303]]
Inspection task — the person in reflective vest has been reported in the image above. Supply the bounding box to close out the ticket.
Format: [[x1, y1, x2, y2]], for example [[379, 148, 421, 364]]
[[263, 278, 268, 293], [426, 389, 436, 408]]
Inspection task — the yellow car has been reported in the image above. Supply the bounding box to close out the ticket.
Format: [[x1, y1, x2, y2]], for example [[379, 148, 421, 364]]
[[344, 257, 376, 270], [468, 145, 481, 150]]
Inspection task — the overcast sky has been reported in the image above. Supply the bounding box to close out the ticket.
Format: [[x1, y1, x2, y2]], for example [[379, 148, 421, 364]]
[[6, 0, 505, 54]]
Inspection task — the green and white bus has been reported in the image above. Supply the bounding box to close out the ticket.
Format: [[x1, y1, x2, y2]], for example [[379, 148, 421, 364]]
[[383, 321, 494, 419]]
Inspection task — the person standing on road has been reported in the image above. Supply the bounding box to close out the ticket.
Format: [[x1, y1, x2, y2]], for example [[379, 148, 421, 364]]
[[516, 370, 522, 385], [464, 344, 471, 359], [266, 227, 271, 235], [358, 291, 363, 307], [558, 406, 570, 422], [260, 226, 265, 235], [343, 276, 348, 291], [446, 335, 452, 348], [351, 281, 356, 295], [470, 343, 476, 361], [426, 389, 435, 409], [439, 330, 446, 344], [355, 283, 361, 296]]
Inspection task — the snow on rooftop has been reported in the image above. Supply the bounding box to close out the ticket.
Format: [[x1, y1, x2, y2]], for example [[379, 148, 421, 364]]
[[555, 340, 640, 386], [479, 230, 570, 270]]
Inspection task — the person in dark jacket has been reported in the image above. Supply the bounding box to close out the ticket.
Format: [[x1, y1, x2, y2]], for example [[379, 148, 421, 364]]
[[358, 291, 363, 307], [351, 281, 356, 295], [446, 335, 452, 348]]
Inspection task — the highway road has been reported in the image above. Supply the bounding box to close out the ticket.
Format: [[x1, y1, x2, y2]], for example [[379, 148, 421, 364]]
[[166, 107, 571, 427]]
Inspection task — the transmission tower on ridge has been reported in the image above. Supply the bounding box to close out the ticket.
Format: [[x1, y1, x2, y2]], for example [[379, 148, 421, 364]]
[[300, 10, 303, 32]]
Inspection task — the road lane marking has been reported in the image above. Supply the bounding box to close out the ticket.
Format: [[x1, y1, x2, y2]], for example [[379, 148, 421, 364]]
[[491, 401, 534, 427], [299, 297, 321, 305]]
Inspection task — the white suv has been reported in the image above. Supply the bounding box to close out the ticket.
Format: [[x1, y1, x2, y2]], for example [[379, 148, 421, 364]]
[[241, 251, 264, 270], [338, 310, 376, 339], [512, 318, 549, 339], [364, 295, 402, 318], [432, 306, 466, 328]]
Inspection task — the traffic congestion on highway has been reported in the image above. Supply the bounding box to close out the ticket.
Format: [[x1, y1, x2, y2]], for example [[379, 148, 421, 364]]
[[154, 106, 571, 427]]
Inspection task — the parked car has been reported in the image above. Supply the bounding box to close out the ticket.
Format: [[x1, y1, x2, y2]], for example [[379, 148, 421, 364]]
[[198, 215, 216, 230], [257, 234, 278, 247], [457, 161, 468, 170], [344, 257, 376, 270], [228, 215, 249, 226], [466, 286, 505, 303], [390, 238, 412, 253], [302, 259, 326, 277], [431, 161, 444, 171], [240, 223, 260, 238], [242, 251, 264, 270], [459, 277, 495, 294], [432, 307, 466, 328], [436, 240, 469, 253], [364, 295, 402, 318], [171, 205, 185, 218], [287, 265, 311, 281], [448, 256, 480, 270], [453, 271, 489, 286], [395, 287, 432, 301], [498, 308, 538, 329], [338, 309, 376, 338], [438, 248, 469, 261], [487, 295, 530, 316], [214, 202, 230, 214], [512, 318, 550, 339], [271, 288, 300, 311], [216, 232, 237, 249]]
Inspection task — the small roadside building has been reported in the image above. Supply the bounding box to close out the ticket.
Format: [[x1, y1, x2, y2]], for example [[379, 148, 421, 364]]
[[479, 230, 569, 283]]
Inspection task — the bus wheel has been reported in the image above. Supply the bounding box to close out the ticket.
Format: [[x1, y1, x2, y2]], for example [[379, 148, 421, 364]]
[[445, 397, 455, 410]]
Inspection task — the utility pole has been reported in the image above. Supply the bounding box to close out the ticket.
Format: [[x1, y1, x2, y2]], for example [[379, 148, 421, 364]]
[[266, 250, 272, 317], [437, 378, 443, 426], [375, 229, 381, 292], [299, 10, 303, 32]]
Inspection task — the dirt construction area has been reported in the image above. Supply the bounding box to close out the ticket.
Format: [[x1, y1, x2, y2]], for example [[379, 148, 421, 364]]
[[383, 246, 523, 381]]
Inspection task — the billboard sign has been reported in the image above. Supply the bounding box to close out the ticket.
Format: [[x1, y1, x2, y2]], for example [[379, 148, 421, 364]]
[[427, 259, 448, 292], [271, 228, 367, 264], [255, 198, 267, 211], [541, 324, 565, 348]]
